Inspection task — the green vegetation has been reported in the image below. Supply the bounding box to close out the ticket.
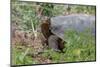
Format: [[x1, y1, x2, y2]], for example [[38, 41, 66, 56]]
[[63, 29, 95, 62], [12, 30, 96, 65], [11, 1, 96, 66]]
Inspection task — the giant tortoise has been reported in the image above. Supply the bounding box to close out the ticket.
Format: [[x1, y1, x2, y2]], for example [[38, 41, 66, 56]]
[[41, 14, 96, 52]]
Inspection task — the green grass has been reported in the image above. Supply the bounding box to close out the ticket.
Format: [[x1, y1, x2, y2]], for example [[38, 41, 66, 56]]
[[12, 45, 38, 65], [12, 29, 96, 65], [63, 29, 96, 62]]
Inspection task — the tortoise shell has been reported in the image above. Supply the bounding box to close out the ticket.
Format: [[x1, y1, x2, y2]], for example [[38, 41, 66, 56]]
[[50, 14, 95, 41]]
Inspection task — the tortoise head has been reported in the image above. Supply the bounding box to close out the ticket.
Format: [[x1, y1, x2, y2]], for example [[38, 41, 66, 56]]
[[41, 16, 51, 26]]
